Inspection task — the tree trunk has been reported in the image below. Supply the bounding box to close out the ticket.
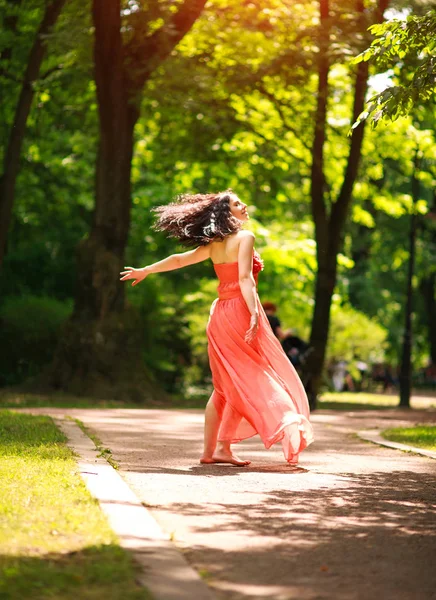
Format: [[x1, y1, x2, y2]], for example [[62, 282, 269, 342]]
[[75, 0, 137, 321], [49, 0, 207, 401], [399, 151, 420, 408], [306, 62, 369, 407], [304, 0, 330, 408], [304, 0, 389, 408], [48, 0, 149, 400], [0, 0, 66, 268], [418, 192, 436, 366], [419, 274, 436, 365], [304, 247, 338, 406]]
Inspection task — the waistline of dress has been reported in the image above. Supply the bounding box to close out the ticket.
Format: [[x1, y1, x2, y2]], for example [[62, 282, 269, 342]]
[[217, 289, 243, 301]]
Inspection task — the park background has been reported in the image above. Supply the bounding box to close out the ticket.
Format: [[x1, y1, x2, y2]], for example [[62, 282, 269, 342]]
[[1, 4, 436, 598], [1, 0, 435, 409]]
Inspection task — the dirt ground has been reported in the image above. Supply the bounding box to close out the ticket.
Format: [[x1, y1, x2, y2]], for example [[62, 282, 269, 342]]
[[24, 406, 436, 600]]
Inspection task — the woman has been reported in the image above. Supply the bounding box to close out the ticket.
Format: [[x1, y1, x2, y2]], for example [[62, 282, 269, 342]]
[[120, 190, 314, 466]]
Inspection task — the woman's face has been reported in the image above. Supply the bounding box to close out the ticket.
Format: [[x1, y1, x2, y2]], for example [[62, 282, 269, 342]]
[[229, 194, 249, 222]]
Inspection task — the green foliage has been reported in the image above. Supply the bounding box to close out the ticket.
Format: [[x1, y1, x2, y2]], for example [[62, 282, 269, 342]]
[[182, 278, 217, 393], [1, 0, 435, 398], [0, 295, 71, 386], [353, 10, 436, 126], [252, 219, 316, 339], [346, 117, 436, 366], [0, 0, 96, 301], [125, 274, 194, 394], [328, 303, 387, 364]]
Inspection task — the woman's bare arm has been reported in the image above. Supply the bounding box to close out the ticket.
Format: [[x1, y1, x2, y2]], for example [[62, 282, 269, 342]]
[[238, 232, 259, 343], [120, 245, 210, 286]]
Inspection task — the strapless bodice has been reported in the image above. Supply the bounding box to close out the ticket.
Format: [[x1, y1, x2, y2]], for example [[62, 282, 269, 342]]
[[213, 250, 264, 300]]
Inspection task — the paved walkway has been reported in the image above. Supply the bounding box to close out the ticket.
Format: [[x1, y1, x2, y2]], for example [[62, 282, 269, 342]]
[[28, 407, 436, 600]]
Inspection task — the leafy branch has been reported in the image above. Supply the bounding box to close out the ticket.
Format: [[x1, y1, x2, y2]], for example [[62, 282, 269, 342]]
[[352, 10, 436, 127]]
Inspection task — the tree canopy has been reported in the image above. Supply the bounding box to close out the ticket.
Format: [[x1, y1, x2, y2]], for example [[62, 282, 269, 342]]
[[0, 0, 435, 402]]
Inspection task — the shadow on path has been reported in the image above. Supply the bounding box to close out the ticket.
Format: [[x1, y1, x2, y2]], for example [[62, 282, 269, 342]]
[[37, 408, 436, 600], [167, 469, 436, 600]]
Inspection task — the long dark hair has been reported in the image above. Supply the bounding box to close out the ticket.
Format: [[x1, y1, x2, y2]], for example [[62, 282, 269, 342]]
[[152, 190, 242, 247]]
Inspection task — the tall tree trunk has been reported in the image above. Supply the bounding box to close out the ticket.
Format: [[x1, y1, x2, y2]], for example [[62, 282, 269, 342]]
[[0, 0, 66, 268], [304, 0, 330, 408], [419, 192, 436, 367], [399, 150, 420, 408], [49, 0, 146, 399], [49, 0, 207, 400], [304, 0, 389, 408], [75, 0, 136, 321], [419, 273, 436, 364]]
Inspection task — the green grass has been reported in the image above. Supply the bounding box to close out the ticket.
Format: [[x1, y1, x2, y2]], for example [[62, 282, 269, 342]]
[[71, 417, 119, 470], [0, 390, 143, 409], [0, 389, 203, 409], [1, 389, 435, 413], [0, 410, 152, 600], [318, 392, 436, 411], [0, 390, 208, 410], [382, 425, 436, 451]]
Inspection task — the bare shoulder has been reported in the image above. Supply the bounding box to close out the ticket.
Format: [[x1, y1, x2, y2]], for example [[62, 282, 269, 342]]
[[236, 230, 255, 241], [237, 230, 255, 261], [236, 231, 255, 259]]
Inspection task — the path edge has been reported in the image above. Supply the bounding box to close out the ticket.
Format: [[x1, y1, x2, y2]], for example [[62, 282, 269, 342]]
[[55, 416, 218, 600], [358, 429, 436, 460]]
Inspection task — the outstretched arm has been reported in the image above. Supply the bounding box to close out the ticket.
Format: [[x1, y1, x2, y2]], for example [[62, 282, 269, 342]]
[[120, 245, 211, 286], [238, 232, 259, 344]]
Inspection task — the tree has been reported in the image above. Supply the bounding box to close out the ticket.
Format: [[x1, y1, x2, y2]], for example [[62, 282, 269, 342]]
[[301, 0, 390, 406], [0, 0, 67, 267], [130, 0, 392, 405], [344, 118, 435, 402], [50, 0, 207, 399], [399, 147, 420, 407], [418, 194, 436, 366]]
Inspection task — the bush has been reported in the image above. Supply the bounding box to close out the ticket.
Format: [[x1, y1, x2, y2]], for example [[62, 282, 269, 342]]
[[126, 276, 193, 395], [328, 303, 388, 365], [0, 295, 71, 386]]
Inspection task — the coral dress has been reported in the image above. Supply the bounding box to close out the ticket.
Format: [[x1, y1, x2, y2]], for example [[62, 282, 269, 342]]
[[207, 250, 314, 464]]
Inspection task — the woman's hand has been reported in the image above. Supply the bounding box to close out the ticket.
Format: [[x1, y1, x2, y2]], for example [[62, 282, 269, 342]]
[[119, 266, 149, 287], [245, 312, 259, 344]]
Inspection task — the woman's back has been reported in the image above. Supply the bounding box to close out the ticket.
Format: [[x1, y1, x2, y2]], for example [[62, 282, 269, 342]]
[[209, 232, 244, 265]]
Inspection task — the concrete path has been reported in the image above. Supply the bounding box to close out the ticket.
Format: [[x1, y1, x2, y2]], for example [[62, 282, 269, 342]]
[[55, 418, 217, 600], [27, 407, 436, 600]]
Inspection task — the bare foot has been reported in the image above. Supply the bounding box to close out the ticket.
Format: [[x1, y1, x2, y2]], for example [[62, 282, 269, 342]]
[[199, 456, 216, 464], [199, 453, 251, 466], [211, 451, 251, 466]]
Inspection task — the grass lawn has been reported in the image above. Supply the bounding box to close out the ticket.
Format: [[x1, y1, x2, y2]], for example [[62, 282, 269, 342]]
[[382, 425, 436, 451], [0, 390, 142, 409], [1, 389, 435, 412], [318, 392, 436, 411], [0, 410, 152, 600], [318, 392, 397, 410]]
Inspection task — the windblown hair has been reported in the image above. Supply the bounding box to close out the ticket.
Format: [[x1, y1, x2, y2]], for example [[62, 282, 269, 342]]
[[152, 190, 242, 247]]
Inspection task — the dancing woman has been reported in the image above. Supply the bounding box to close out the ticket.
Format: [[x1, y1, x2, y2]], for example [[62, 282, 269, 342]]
[[120, 190, 314, 466]]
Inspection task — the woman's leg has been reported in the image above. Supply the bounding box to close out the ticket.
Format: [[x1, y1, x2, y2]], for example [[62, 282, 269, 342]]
[[200, 393, 221, 462], [200, 391, 250, 466]]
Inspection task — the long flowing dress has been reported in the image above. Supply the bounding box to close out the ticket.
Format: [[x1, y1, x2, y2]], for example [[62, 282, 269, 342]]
[[207, 250, 314, 464]]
